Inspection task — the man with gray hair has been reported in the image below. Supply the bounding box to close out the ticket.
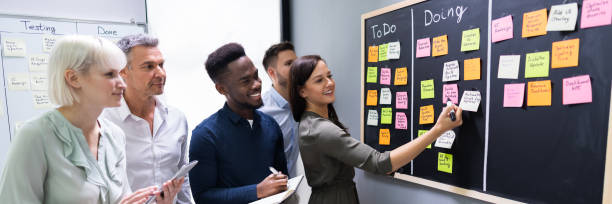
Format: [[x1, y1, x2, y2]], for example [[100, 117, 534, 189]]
[[102, 34, 192, 203]]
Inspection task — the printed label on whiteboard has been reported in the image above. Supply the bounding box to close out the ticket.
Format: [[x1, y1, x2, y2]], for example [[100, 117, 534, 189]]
[[30, 73, 49, 91], [32, 92, 53, 109], [3, 38, 27, 57], [7, 73, 30, 90], [29, 54, 50, 72], [42, 35, 58, 53]]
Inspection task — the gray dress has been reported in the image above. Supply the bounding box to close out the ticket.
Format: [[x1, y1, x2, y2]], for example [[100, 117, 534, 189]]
[[298, 111, 392, 204]]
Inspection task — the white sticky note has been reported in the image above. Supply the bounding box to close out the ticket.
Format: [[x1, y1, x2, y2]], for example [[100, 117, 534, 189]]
[[435, 130, 456, 149], [380, 88, 392, 105], [3, 38, 26, 57], [443, 60, 460, 82], [547, 3, 578, 31], [29, 54, 50, 72], [459, 90, 481, 112], [7, 73, 30, 90], [42, 35, 58, 53], [30, 73, 49, 91], [367, 110, 378, 126], [32, 92, 53, 109], [497, 55, 521, 79], [387, 41, 401, 59]]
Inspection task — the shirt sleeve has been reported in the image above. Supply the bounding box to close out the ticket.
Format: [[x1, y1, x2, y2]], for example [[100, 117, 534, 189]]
[[273, 123, 288, 175], [177, 116, 193, 204]]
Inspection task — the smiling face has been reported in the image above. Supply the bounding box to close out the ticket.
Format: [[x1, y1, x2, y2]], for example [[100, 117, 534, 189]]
[[120, 45, 166, 97], [300, 60, 335, 108], [218, 56, 263, 110], [75, 64, 126, 108]]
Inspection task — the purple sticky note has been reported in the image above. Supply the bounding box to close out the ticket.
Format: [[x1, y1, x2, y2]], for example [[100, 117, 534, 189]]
[[504, 83, 525, 107], [581, 0, 612, 29], [395, 112, 408, 130], [396, 92, 408, 109], [492, 15, 513, 43], [416, 38, 431, 58], [563, 75, 592, 105], [380, 68, 391, 85], [442, 84, 459, 104]]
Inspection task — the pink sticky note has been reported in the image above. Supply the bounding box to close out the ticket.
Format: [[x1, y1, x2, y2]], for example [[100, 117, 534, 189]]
[[492, 15, 513, 43], [581, 0, 612, 29], [395, 112, 408, 130], [504, 83, 525, 107], [416, 38, 431, 58], [442, 84, 458, 104], [396, 92, 408, 109], [380, 68, 391, 85], [563, 75, 592, 105]]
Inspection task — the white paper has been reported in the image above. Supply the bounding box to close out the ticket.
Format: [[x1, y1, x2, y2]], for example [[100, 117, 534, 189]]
[[546, 3, 578, 31], [7, 73, 30, 90], [380, 88, 392, 105], [29, 54, 50, 72], [32, 92, 53, 109], [367, 110, 378, 126], [3, 38, 26, 57], [30, 73, 49, 91], [387, 41, 401, 59], [497, 55, 521, 79], [442, 60, 460, 82], [42, 35, 58, 53], [435, 130, 456, 149], [459, 90, 481, 112], [250, 175, 304, 204]]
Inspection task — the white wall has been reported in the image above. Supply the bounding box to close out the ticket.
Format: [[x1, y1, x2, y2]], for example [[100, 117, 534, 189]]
[[0, 0, 146, 23], [146, 0, 280, 129]]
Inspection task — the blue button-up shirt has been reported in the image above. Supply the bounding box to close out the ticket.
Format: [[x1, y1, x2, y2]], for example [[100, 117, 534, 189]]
[[259, 88, 299, 177], [189, 103, 287, 204]]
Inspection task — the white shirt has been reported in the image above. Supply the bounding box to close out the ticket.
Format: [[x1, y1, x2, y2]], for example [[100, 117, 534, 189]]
[[102, 97, 192, 204]]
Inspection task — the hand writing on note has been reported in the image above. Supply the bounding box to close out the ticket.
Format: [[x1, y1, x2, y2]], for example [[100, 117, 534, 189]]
[[434, 103, 463, 133], [256, 171, 288, 198]]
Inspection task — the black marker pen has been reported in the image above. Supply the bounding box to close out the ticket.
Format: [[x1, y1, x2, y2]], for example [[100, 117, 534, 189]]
[[447, 98, 456, 121]]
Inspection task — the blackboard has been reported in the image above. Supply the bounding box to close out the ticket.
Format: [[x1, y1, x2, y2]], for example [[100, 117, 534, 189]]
[[360, 0, 612, 203]]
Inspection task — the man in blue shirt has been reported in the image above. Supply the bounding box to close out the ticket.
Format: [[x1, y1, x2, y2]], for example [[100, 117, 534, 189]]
[[190, 43, 288, 204]]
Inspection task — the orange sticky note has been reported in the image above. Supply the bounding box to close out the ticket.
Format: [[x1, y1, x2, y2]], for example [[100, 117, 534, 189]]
[[464, 58, 481, 80], [366, 90, 377, 106], [394, 67, 408, 85], [522, 8, 548, 38], [432, 35, 448, 57], [527, 80, 552, 106], [368, 46, 379, 62], [379, 129, 390, 145], [551, 38, 579, 68], [419, 105, 434, 124]]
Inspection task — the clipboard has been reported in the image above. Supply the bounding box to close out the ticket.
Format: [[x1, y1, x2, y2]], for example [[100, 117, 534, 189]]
[[249, 175, 304, 204]]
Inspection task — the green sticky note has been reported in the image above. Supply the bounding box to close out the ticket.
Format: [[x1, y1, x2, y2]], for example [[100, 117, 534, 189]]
[[378, 43, 389, 61], [418, 130, 431, 149], [461, 28, 480, 52], [421, 79, 435, 99], [525, 51, 550, 78], [366, 67, 377, 83], [380, 108, 392, 124], [438, 152, 453, 173]]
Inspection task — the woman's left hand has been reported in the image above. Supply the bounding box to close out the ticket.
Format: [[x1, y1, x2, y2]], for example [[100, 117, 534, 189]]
[[154, 177, 185, 204]]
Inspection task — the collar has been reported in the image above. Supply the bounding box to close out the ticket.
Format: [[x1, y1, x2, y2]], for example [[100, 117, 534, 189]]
[[221, 103, 259, 125], [116, 96, 168, 122], [268, 87, 290, 109]]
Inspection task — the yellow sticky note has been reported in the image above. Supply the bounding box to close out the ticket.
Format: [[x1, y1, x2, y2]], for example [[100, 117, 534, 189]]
[[380, 108, 392, 124], [418, 130, 431, 149], [522, 8, 548, 38], [551, 38, 579, 68], [379, 129, 390, 145], [461, 28, 480, 52], [432, 35, 448, 57], [366, 90, 378, 106], [419, 105, 434, 124], [379, 43, 389, 61], [464, 58, 481, 80], [368, 46, 379, 62], [366, 67, 377, 83], [438, 152, 453, 173], [525, 51, 550, 78], [421, 79, 435, 99], [394, 67, 408, 85], [527, 80, 552, 106]]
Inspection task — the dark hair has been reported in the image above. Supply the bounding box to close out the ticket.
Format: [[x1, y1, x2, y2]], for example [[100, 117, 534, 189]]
[[205, 43, 246, 83], [262, 41, 294, 71], [288, 55, 346, 130]]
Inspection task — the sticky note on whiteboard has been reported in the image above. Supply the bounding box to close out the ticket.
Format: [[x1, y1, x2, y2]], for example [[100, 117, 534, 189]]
[[522, 8, 548, 38], [459, 90, 481, 112], [378, 43, 389, 61], [460, 28, 480, 52], [366, 90, 377, 106], [419, 105, 434, 124], [380, 88, 392, 105], [7, 73, 30, 90], [438, 152, 453, 173], [442, 60, 460, 82], [42, 35, 58, 53], [367, 67, 378, 83], [368, 46, 379, 62], [421, 79, 435, 99], [432, 35, 448, 57], [464, 58, 481, 80], [380, 68, 391, 85], [387, 41, 401, 59], [3, 38, 27, 57], [525, 51, 550, 78], [442, 84, 459, 105], [435, 130, 456, 149], [379, 129, 390, 145], [367, 110, 378, 126], [380, 108, 393, 124], [504, 83, 525, 107], [492, 15, 513, 43], [396, 92, 408, 109], [498, 55, 521, 79], [563, 75, 592, 105], [395, 112, 408, 130], [394, 67, 408, 85], [527, 80, 552, 106], [29, 54, 50, 72], [580, 0, 612, 29], [547, 3, 578, 31], [551, 38, 579, 69], [416, 38, 431, 58]]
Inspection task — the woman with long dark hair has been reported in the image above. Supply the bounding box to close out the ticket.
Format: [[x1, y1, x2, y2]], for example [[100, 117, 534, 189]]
[[289, 55, 463, 203]]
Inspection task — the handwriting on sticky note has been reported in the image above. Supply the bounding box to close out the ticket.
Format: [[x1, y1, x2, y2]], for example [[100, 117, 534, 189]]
[[443, 84, 459, 105], [381, 108, 393, 124], [7, 73, 30, 91], [461, 28, 480, 52], [367, 67, 378, 83], [32, 92, 53, 109], [527, 80, 552, 106], [547, 3, 578, 31], [492, 15, 513, 43], [30, 73, 49, 91], [443, 60, 460, 82], [395, 112, 408, 130], [464, 58, 481, 80], [42, 35, 57, 53], [378, 43, 389, 61], [419, 105, 434, 124], [525, 51, 550, 78], [368, 46, 379, 62], [421, 79, 435, 99], [366, 90, 378, 106], [3, 38, 27, 57], [379, 129, 390, 145], [580, 0, 612, 29], [563, 75, 592, 105], [380, 88, 392, 105], [522, 8, 548, 38], [367, 110, 378, 126], [387, 41, 401, 59], [438, 152, 453, 173], [29, 54, 50, 72], [459, 90, 481, 112], [396, 92, 408, 109], [418, 130, 432, 148], [416, 38, 431, 58], [435, 130, 456, 149], [498, 55, 521, 79], [380, 68, 391, 85], [504, 83, 525, 107], [552, 38, 579, 68], [394, 67, 408, 85], [432, 35, 448, 57]]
